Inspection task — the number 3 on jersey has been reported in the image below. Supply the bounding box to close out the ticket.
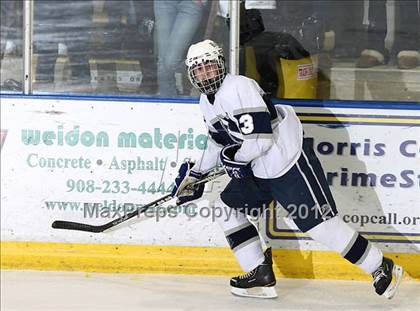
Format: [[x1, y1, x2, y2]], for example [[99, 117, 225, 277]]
[[239, 114, 254, 134]]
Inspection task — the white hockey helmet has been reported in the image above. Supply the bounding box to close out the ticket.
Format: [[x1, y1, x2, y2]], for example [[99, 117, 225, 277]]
[[185, 40, 226, 95]]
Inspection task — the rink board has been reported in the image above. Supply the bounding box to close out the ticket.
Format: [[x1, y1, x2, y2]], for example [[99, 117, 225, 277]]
[[2, 241, 420, 281], [1, 94, 419, 280]]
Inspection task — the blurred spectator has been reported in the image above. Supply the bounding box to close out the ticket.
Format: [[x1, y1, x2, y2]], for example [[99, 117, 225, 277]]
[[97, 0, 155, 92], [393, 0, 420, 69], [123, 0, 155, 57], [319, 1, 366, 60], [100, 0, 154, 56], [256, 1, 326, 55], [126, 0, 155, 91], [356, 0, 389, 68], [0, 0, 23, 57], [356, 0, 419, 69], [238, 1, 321, 99], [210, 0, 230, 49], [34, 0, 93, 84], [154, 0, 209, 96]]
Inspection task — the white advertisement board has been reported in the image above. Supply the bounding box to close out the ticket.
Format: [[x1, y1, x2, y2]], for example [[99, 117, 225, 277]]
[[1, 96, 419, 253], [264, 106, 420, 253]]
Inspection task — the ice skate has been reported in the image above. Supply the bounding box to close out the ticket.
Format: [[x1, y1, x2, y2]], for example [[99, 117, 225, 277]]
[[372, 257, 403, 299], [230, 248, 277, 299]]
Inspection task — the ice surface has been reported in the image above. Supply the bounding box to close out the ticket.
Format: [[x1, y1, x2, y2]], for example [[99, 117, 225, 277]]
[[1, 270, 419, 310]]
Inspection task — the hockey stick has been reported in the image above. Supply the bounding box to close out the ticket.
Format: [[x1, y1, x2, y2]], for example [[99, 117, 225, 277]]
[[51, 169, 226, 233]]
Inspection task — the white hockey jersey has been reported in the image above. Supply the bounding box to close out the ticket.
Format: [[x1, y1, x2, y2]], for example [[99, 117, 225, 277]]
[[192, 74, 303, 179]]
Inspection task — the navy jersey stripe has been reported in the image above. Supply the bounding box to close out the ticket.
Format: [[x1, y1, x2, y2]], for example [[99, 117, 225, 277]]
[[226, 118, 241, 133], [209, 120, 238, 145], [234, 111, 272, 135], [263, 94, 279, 122], [208, 130, 228, 146], [209, 130, 237, 146]]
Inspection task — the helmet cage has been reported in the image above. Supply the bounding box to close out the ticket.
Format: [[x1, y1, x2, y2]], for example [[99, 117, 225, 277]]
[[187, 57, 226, 95]]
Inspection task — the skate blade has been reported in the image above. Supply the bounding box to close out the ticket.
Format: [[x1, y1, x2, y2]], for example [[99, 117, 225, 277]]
[[384, 265, 404, 299], [231, 286, 277, 299]]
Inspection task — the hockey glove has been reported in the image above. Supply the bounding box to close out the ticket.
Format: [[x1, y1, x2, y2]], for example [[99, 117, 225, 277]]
[[220, 144, 253, 179], [171, 161, 205, 205]]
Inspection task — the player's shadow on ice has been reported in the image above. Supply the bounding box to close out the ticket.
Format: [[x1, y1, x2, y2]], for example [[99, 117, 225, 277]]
[[266, 106, 418, 282]]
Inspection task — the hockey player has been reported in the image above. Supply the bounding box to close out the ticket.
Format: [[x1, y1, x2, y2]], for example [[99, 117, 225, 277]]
[[171, 39, 403, 299]]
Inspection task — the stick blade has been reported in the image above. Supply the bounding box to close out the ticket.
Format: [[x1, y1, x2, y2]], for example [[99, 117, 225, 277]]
[[52, 220, 105, 233]]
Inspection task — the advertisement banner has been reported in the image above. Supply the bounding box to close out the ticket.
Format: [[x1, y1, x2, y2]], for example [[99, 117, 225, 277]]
[[1, 96, 419, 253], [265, 107, 420, 253]]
